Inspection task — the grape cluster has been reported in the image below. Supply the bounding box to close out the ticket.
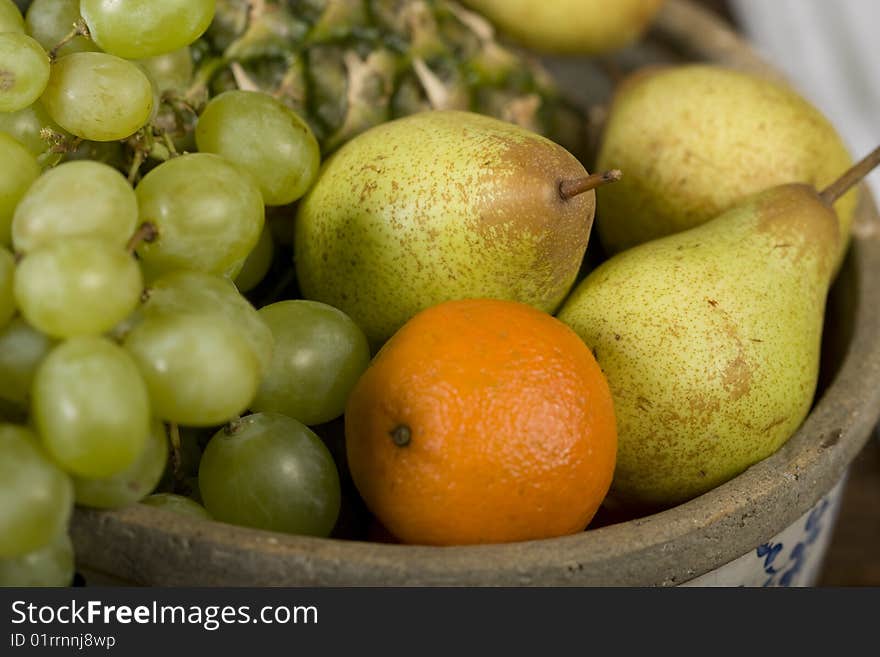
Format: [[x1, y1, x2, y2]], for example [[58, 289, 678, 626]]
[[1, 0, 369, 586]]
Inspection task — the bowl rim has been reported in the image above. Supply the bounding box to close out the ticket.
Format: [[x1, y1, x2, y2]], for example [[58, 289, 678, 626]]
[[70, 0, 880, 586]]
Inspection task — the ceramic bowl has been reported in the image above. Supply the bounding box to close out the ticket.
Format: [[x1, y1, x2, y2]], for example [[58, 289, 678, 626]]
[[70, 0, 880, 586]]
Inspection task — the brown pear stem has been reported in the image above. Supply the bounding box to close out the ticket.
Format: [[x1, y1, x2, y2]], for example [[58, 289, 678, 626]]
[[559, 169, 623, 201], [820, 144, 880, 205]]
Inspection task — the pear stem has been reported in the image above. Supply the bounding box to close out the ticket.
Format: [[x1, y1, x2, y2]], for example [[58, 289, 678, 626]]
[[559, 169, 623, 201], [820, 143, 880, 205]]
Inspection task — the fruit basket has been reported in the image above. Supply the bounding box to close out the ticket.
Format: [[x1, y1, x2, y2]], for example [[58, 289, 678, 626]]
[[65, 0, 880, 586]]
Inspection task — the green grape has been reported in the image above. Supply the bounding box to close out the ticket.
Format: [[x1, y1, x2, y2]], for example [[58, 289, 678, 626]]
[[0, 103, 49, 156], [0, 33, 50, 113], [0, 101, 67, 165], [142, 269, 273, 374], [80, 0, 215, 59], [235, 224, 273, 294], [199, 413, 341, 537], [25, 0, 98, 57], [0, 424, 73, 558], [0, 133, 40, 245], [141, 493, 211, 520], [32, 336, 150, 478], [0, 531, 74, 587], [136, 46, 193, 94], [195, 90, 321, 207], [135, 153, 264, 281], [0, 0, 24, 32], [42, 51, 154, 141], [73, 419, 167, 509], [14, 237, 143, 338], [139, 64, 163, 127], [0, 246, 13, 329], [12, 160, 138, 253], [252, 301, 371, 426], [156, 425, 205, 492], [123, 313, 261, 427], [0, 317, 55, 405]]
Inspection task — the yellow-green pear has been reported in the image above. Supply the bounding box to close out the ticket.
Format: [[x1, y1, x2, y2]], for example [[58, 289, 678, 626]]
[[557, 145, 880, 508], [295, 110, 612, 348], [595, 64, 856, 266], [461, 0, 665, 55]]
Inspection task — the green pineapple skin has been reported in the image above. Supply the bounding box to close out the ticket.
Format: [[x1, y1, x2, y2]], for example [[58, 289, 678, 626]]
[[198, 0, 587, 159]]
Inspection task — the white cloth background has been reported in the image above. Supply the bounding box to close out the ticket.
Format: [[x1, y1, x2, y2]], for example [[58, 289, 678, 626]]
[[731, 0, 880, 202]]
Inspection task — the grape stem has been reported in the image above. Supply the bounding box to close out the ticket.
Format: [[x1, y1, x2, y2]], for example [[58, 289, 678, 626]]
[[126, 222, 159, 254], [225, 417, 244, 435], [162, 90, 197, 115], [126, 129, 155, 183], [160, 131, 179, 159], [183, 57, 226, 110], [126, 125, 181, 183], [39, 128, 81, 155], [48, 18, 91, 61], [161, 91, 200, 141], [127, 148, 145, 184], [230, 62, 260, 92], [166, 422, 183, 485]]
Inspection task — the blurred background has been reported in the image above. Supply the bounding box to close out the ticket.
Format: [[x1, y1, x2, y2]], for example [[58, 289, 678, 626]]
[[697, 0, 879, 587], [713, 0, 880, 202]]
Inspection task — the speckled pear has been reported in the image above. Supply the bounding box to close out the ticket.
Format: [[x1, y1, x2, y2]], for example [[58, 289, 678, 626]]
[[294, 110, 609, 348], [595, 65, 857, 267], [557, 178, 850, 509]]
